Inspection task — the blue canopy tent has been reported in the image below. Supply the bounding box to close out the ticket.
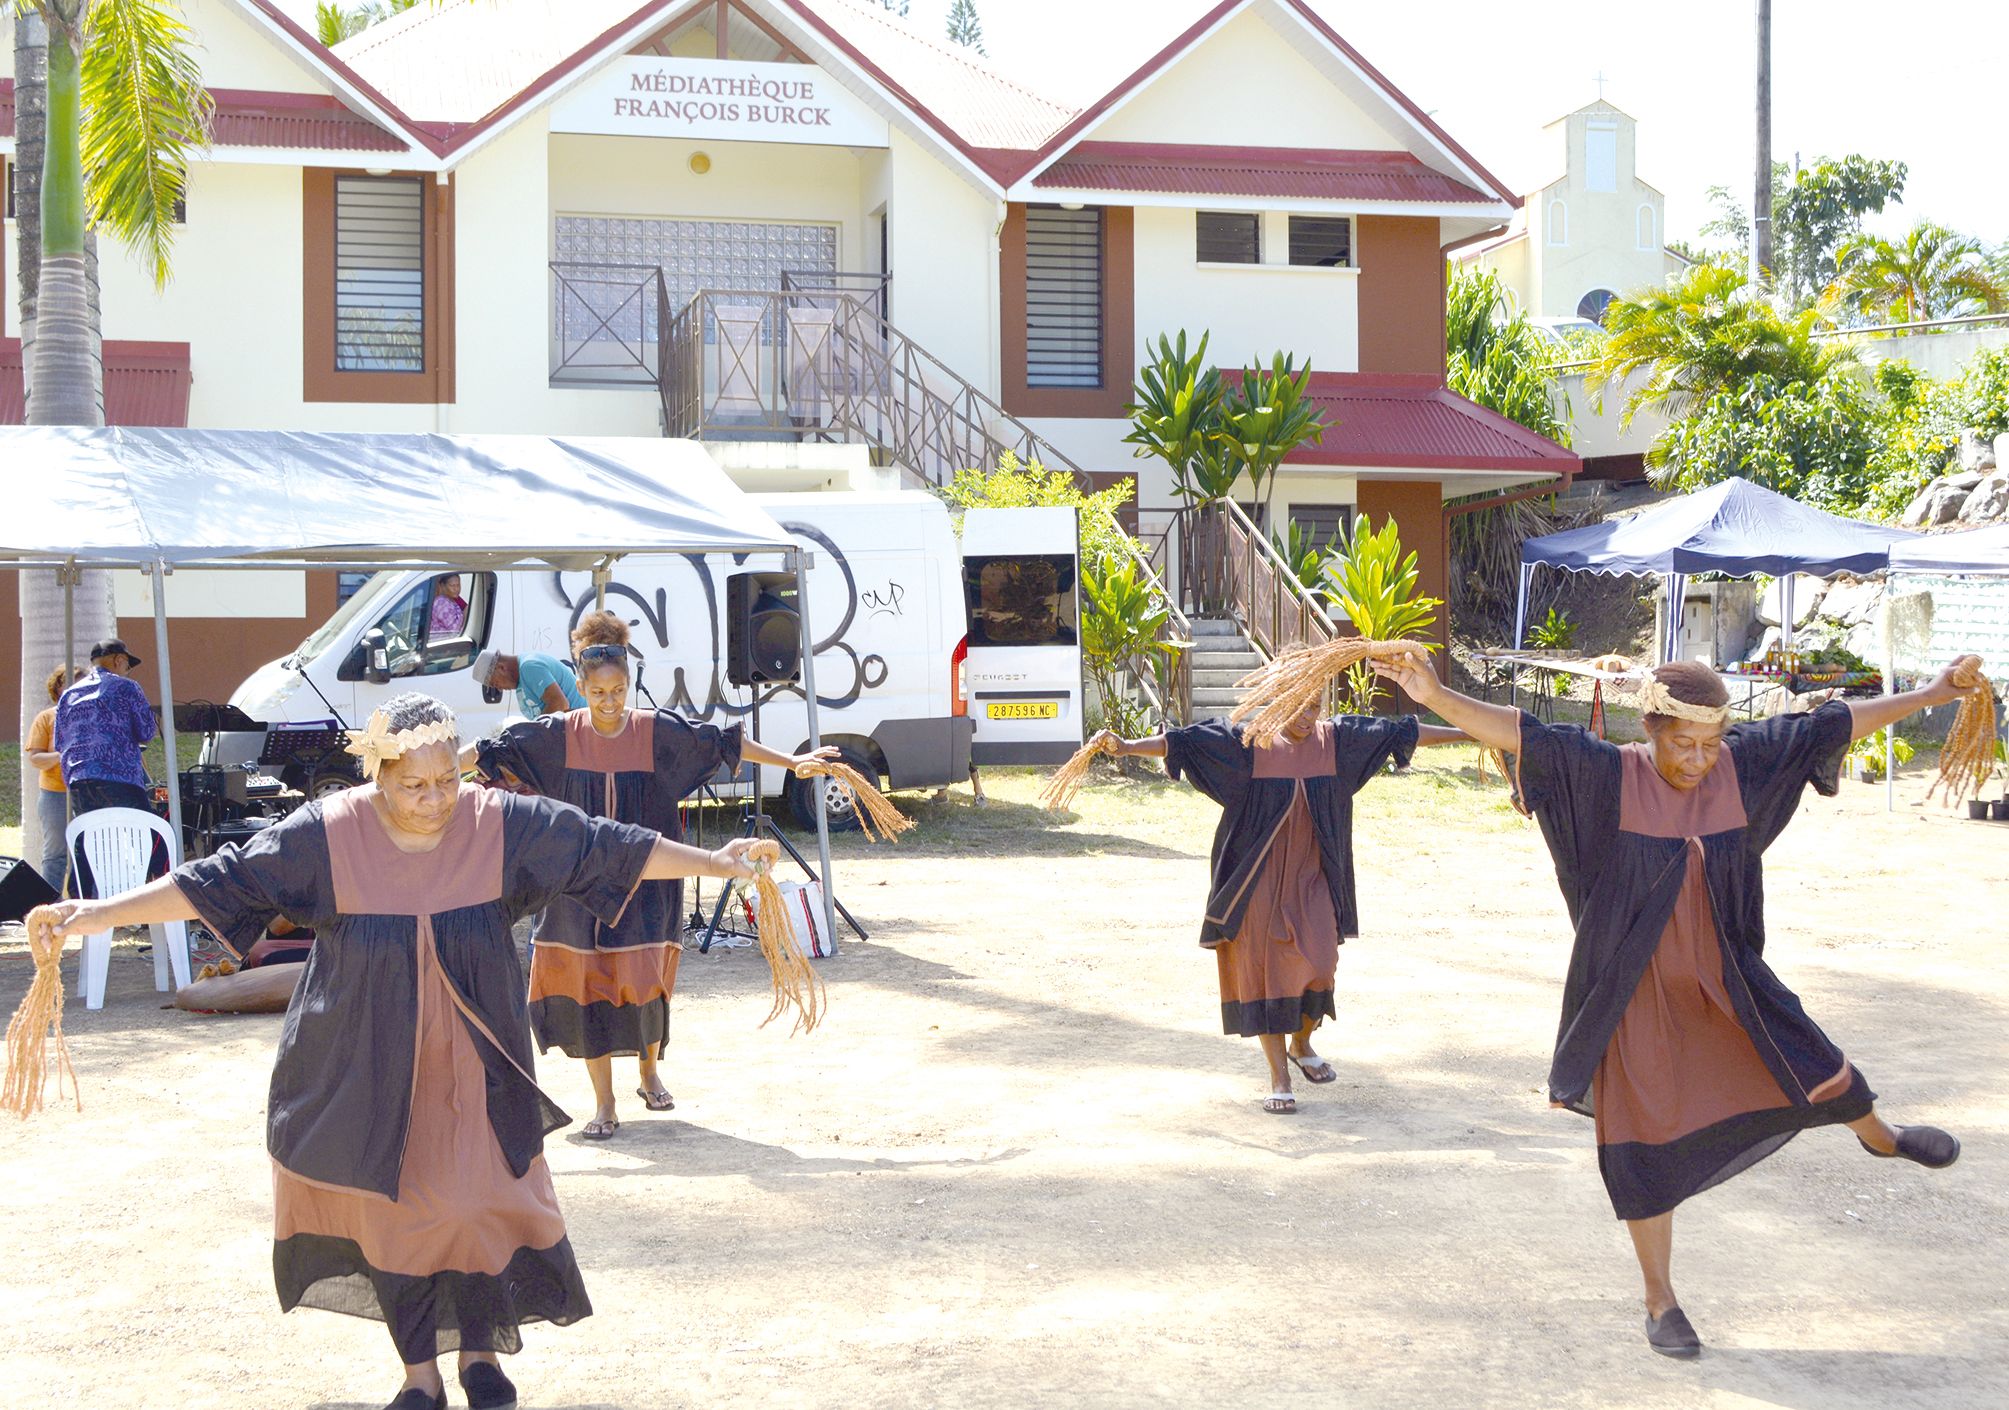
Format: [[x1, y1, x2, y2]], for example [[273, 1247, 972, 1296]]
[[1515, 479, 1919, 664], [1888, 522, 2009, 576]]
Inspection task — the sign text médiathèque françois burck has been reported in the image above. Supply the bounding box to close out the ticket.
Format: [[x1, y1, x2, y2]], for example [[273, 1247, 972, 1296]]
[[615, 68, 834, 129]]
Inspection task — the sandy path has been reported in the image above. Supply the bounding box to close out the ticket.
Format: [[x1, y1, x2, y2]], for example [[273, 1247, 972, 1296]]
[[1, 757, 2003, 1409]]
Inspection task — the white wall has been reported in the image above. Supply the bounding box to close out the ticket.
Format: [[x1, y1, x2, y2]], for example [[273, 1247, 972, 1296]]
[[1132, 206, 1360, 378], [881, 129, 998, 395], [1089, 9, 1404, 151], [187, 0, 333, 96]]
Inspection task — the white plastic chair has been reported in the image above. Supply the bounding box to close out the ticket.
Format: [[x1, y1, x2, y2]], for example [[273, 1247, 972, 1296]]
[[66, 807, 188, 1010]]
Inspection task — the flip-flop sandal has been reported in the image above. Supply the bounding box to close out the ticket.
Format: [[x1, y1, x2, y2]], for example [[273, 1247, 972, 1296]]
[[1288, 1054, 1338, 1084], [581, 1116, 620, 1141], [1262, 1093, 1298, 1115], [636, 1087, 675, 1112]]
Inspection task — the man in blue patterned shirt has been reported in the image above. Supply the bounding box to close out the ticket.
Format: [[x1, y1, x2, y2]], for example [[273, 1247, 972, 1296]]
[[55, 638, 159, 817]]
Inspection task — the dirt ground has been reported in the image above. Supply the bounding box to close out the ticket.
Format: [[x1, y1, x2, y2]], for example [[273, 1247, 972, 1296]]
[[2, 751, 2004, 1410]]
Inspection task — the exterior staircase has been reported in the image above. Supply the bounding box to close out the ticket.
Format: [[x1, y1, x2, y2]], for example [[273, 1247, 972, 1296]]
[[1185, 616, 1263, 719]]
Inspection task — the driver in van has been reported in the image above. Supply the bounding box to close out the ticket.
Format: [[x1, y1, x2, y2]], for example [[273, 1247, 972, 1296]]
[[427, 574, 469, 637], [472, 649, 586, 719]]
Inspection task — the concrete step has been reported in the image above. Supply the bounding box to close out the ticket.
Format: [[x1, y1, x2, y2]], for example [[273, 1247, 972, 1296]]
[[1191, 689, 1245, 710], [1187, 617, 1245, 637], [1189, 650, 1261, 670], [1192, 667, 1258, 688]]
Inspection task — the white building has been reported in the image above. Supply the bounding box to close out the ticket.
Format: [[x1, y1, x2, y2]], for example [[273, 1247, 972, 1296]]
[[1453, 99, 1687, 326], [1, 0, 1578, 719]]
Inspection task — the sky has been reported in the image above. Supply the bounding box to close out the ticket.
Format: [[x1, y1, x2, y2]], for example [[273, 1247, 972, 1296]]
[[275, 0, 2009, 247]]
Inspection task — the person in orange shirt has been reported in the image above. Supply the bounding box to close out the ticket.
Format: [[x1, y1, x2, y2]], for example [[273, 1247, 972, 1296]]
[[22, 665, 83, 895]]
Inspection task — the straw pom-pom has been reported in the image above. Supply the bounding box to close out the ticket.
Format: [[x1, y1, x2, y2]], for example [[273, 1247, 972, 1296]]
[[748, 855, 828, 1035], [1927, 656, 1998, 805], [792, 759, 913, 842], [1229, 638, 1433, 748], [1039, 732, 1115, 814], [4, 907, 80, 1119]]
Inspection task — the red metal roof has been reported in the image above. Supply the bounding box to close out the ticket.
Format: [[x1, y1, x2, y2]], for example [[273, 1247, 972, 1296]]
[[0, 79, 407, 153], [1273, 373, 1578, 474], [1035, 143, 1495, 204], [0, 340, 193, 429]]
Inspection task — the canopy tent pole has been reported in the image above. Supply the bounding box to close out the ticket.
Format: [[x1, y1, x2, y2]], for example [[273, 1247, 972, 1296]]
[[62, 559, 76, 682], [1882, 590, 1897, 813], [1511, 562, 1535, 708], [151, 561, 184, 849], [591, 557, 613, 614], [1662, 573, 1687, 663], [1782, 575, 1796, 658], [789, 547, 841, 950]]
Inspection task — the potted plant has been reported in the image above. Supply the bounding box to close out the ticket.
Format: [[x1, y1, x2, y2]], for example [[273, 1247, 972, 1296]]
[[1845, 728, 1912, 785], [1989, 740, 2009, 821]]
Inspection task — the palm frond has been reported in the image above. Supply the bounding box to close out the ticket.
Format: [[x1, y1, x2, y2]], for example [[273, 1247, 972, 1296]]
[[79, 0, 212, 289]]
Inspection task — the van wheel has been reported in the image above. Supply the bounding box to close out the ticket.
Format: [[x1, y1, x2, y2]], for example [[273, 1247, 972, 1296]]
[[784, 745, 876, 834], [284, 762, 360, 800]]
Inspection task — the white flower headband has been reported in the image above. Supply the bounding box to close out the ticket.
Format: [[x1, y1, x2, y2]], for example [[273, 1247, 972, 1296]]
[[345, 709, 459, 779], [1634, 674, 1730, 726]]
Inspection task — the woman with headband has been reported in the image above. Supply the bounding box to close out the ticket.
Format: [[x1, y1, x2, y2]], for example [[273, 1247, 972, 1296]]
[[1372, 652, 1972, 1359], [469, 611, 836, 1140], [29, 692, 775, 1410]]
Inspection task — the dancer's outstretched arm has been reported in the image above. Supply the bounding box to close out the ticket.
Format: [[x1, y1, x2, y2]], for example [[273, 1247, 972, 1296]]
[[36, 876, 199, 939], [1375, 656, 1520, 751], [1089, 728, 1166, 759], [1416, 723, 1470, 746], [1842, 657, 1974, 741]]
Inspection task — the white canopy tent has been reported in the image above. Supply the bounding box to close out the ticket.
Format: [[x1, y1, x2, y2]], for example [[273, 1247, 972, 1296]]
[[1882, 524, 2009, 810], [1, 426, 841, 942]]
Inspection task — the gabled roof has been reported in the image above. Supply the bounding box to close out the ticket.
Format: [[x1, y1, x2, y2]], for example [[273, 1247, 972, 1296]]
[[1035, 142, 1496, 205], [1282, 373, 1579, 475], [1014, 0, 1517, 205]]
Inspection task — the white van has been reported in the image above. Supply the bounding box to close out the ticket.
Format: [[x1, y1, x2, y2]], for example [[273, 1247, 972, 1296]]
[[213, 492, 1065, 827], [959, 507, 1086, 766]]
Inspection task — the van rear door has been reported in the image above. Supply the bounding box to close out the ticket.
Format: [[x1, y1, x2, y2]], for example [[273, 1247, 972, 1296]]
[[960, 507, 1083, 766]]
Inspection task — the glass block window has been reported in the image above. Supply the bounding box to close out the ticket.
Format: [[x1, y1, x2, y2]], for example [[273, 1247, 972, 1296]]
[[1287, 215, 1352, 269], [334, 176, 426, 372], [552, 216, 838, 350], [1196, 211, 1260, 264]]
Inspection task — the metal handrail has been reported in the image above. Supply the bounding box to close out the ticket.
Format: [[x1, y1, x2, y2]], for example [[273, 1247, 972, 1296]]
[[549, 262, 666, 386], [1178, 498, 1341, 664]]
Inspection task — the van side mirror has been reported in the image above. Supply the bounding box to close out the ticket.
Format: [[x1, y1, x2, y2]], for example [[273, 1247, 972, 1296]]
[[361, 628, 391, 685]]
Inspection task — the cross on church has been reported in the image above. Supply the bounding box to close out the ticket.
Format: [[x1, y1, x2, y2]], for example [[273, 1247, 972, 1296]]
[[1594, 69, 1608, 100]]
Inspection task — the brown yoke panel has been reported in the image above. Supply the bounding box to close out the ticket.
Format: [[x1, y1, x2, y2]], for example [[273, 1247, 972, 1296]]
[[322, 784, 505, 915], [563, 708, 656, 776], [1617, 744, 1747, 838]]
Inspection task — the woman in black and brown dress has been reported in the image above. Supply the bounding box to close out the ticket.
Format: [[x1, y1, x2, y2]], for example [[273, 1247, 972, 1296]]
[[34, 693, 772, 1410], [1377, 652, 1970, 1358], [471, 611, 834, 1139], [1095, 706, 1465, 1112]]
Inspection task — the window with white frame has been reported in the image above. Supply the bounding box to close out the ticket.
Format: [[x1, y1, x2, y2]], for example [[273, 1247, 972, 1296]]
[[1196, 210, 1260, 264], [1547, 199, 1568, 246], [1024, 204, 1104, 389], [1637, 203, 1657, 250], [334, 175, 426, 372]]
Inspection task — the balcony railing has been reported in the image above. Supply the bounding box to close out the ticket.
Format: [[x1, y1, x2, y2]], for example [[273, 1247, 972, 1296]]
[[548, 262, 666, 388], [1176, 498, 1342, 661]]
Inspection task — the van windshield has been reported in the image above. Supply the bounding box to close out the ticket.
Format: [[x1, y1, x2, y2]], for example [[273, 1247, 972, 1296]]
[[295, 572, 401, 662]]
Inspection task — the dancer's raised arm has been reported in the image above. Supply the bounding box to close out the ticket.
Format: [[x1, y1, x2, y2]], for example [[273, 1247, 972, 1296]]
[[1842, 656, 1975, 741], [1373, 652, 1519, 751]]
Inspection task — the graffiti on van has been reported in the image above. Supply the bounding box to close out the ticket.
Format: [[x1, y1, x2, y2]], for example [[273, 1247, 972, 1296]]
[[861, 581, 906, 619], [540, 521, 891, 720]]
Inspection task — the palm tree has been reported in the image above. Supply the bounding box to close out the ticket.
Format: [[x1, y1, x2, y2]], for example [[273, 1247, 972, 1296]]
[[1828, 221, 2009, 325], [12, 1, 208, 871], [1444, 267, 1571, 446], [315, 0, 421, 47], [1589, 262, 1853, 428]]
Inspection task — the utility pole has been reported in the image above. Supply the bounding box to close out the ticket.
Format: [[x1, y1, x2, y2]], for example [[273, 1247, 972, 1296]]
[[1751, 0, 1773, 285]]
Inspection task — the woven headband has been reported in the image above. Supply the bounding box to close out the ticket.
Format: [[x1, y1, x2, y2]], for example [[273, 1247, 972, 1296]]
[[345, 710, 459, 779], [1636, 676, 1730, 726]]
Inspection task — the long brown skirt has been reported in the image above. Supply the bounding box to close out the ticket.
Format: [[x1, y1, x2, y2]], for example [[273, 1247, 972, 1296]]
[[271, 928, 590, 1361], [1215, 786, 1339, 1036]]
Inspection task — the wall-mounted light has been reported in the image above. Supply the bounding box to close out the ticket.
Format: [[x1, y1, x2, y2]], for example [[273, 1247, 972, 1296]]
[[1059, 201, 1085, 211], [689, 152, 713, 175], [364, 167, 392, 178]]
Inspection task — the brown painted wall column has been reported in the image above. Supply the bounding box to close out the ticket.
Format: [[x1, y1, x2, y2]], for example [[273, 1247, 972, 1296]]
[[1354, 479, 1451, 668], [1355, 216, 1447, 378]]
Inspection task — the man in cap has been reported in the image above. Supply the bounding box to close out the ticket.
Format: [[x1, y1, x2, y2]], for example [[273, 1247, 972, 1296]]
[[55, 639, 160, 818], [472, 648, 585, 719]]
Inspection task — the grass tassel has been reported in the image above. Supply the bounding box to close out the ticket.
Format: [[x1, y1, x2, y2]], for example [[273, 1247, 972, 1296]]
[[1927, 657, 1998, 805], [4, 907, 79, 1119], [794, 760, 914, 842], [750, 863, 827, 1035], [1040, 733, 1115, 813], [1230, 638, 1434, 748]]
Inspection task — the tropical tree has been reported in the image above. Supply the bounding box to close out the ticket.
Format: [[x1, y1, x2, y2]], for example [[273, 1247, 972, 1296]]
[[1444, 267, 1572, 445], [945, 0, 985, 54], [1828, 221, 2009, 324], [1698, 154, 1907, 307], [939, 450, 1136, 575], [1318, 516, 1441, 714], [1215, 352, 1327, 530], [315, 0, 419, 47], [1589, 262, 1854, 428], [11, 0, 209, 870], [1079, 557, 1181, 737], [1125, 330, 1234, 506]]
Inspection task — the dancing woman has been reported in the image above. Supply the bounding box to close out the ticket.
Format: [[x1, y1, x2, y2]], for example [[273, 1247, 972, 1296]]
[[1375, 653, 1969, 1357], [1095, 705, 1465, 1113], [32, 693, 773, 1410], [469, 611, 835, 1139]]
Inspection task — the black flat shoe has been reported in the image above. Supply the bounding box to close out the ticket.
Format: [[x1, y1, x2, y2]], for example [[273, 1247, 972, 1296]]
[[1858, 1125, 1960, 1169], [1645, 1306, 1702, 1359], [460, 1360, 519, 1410], [383, 1389, 445, 1410]]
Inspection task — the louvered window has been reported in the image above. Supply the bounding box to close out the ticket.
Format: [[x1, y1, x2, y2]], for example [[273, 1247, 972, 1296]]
[[334, 176, 425, 372], [1196, 211, 1260, 264], [1024, 205, 1103, 388], [1288, 215, 1352, 269]]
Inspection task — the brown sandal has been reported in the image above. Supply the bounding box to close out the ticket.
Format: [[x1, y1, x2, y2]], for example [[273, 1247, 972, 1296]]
[[636, 1086, 675, 1112], [1262, 1092, 1297, 1115], [581, 1115, 620, 1141]]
